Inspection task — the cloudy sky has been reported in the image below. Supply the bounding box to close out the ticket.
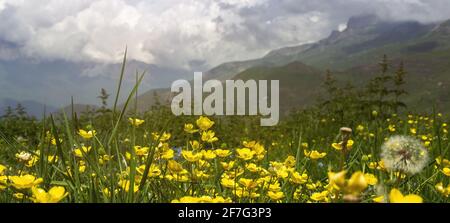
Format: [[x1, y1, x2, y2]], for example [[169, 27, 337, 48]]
[[1, 0, 450, 107]]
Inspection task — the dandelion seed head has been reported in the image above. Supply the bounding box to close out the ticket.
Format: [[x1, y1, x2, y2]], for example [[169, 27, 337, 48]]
[[381, 135, 428, 175]]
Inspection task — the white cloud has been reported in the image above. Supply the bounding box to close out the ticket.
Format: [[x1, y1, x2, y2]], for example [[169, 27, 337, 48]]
[[338, 23, 347, 32], [0, 0, 449, 73]]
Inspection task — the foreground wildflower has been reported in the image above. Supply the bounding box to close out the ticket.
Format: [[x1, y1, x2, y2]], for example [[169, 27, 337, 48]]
[[184, 124, 198, 133], [435, 183, 450, 197], [236, 148, 255, 161], [0, 175, 7, 190], [310, 191, 330, 202], [31, 186, 68, 203], [73, 146, 92, 157], [221, 177, 235, 188], [78, 129, 96, 139], [381, 135, 428, 175], [154, 132, 171, 142], [168, 160, 184, 173], [182, 150, 202, 162], [0, 164, 6, 175], [290, 171, 308, 184], [134, 146, 149, 156], [364, 173, 378, 185], [304, 150, 326, 160], [327, 170, 369, 202], [9, 175, 43, 189], [137, 164, 161, 178], [268, 191, 284, 201], [389, 188, 423, 203], [128, 118, 145, 127], [172, 196, 231, 203], [332, 140, 354, 151], [118, 180, 139, 193], [196, 116, 214, 131], [201, 150, 216, 160], [442, 167, 450, 176], [201, 130, 219, 143], [328, 171, 368, 195], [214, 149, 231, 158]]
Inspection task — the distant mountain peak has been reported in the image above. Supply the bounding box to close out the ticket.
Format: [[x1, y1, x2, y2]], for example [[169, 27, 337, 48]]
[[432, 19, 450, 35], [346, 14, 380, 30]]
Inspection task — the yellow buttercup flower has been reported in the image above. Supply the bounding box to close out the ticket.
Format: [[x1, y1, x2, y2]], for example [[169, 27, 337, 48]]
[[193, 170, 210, 180], [160, 132, 171, 142], [290, 172, 308, 184], [78, 161, 86, 173], [389, 188, 423, 203], [190, 140, 201, 150], [332, 140, 354, 151], [284, 155, 296, 167], [161, 149, 175, 160], [214, 149, 231, 158], [346, 171, 368, 195], [201, 150, 216, 160], [196, 116, 215, 131], [239, 178, 258, 189], [182, 150, 202, 162], [388, 124, 396, 132], [184, 124, 199, 133], [128, 118, 145, 127], [328, 171, 368, 195], [172, 196, 231, 203], [31, 186, 68, 203], [246, 163, 259, 173], [268, 191, 284, 201], [168, 160, 184, 173], [435, 182, 450, 197], [221, 161, 235, 170], [9, 175, 43, 189], [73, 146, 92, 157], [137, 164, 161, 177], [118, 180, 139, 193], [0, 164, 6, 175], [268, 181, 281, 191], [442, 167, 450, 176], [201, 130, 218, 143], [304, 150, 326, 159], [221, 177, 235, 188], [134, 146, 149, 156], [51, 138, 63, 145], [436, 156, 450, 167], [152, 132, 171, 142], [310, 191, 329, 202], [328, 170, 347, 190], [236, 148, 255, 161], [373, 195, 385, 203], [25, 155, 39, 168], [78, 129, 96, 139], [0, 175, 7, 190], [13, 193, 24, 199], [47, 155, 58, 163], [364, 173, 378, 185]]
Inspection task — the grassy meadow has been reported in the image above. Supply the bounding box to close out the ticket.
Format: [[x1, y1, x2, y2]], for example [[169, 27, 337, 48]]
[[0, 56, 449, 203]]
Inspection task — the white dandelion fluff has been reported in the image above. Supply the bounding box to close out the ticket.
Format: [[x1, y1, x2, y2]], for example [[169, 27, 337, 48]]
[[381, 135, 428, 175]]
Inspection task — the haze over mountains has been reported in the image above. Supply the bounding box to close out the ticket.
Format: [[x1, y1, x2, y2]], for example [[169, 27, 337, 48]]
[[2, 14, 450, 116]]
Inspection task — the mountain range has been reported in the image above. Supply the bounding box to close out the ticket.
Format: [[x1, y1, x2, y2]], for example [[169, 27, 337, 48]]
[[128, 14, 450, 114]]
